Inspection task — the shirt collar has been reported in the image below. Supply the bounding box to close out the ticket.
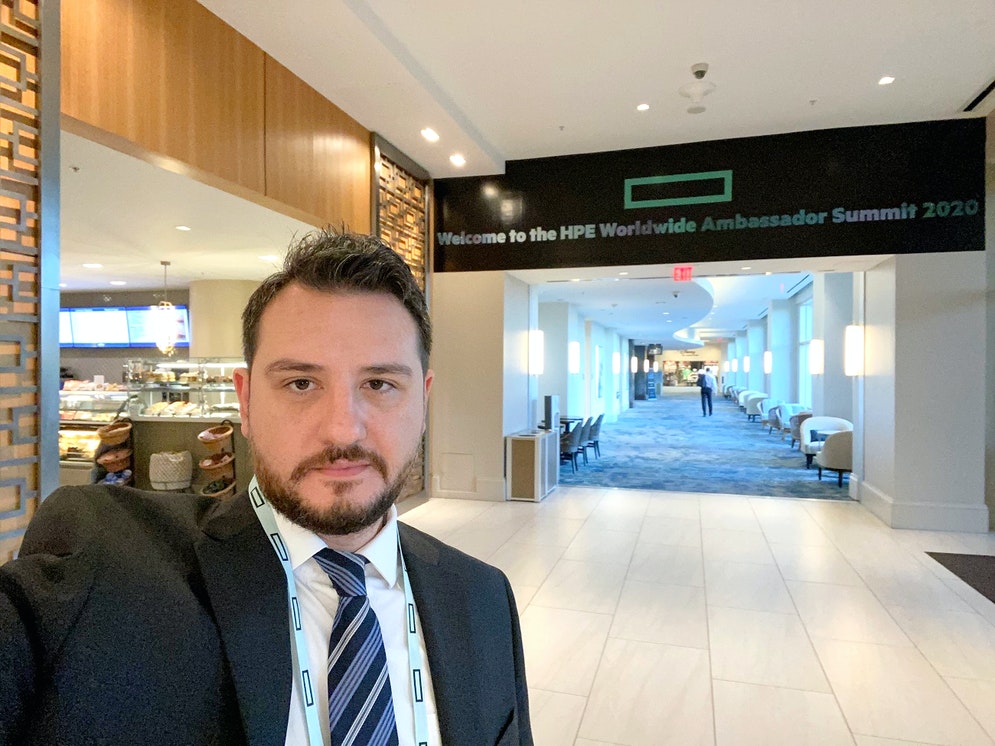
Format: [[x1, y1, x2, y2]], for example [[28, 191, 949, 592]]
[[271, 505, 400, 588]]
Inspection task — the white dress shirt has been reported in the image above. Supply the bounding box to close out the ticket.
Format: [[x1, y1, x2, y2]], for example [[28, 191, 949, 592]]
[[275, 506, 442, 746]]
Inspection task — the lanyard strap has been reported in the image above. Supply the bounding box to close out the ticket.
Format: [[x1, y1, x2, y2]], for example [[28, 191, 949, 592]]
[[248, 477, 430, 746]]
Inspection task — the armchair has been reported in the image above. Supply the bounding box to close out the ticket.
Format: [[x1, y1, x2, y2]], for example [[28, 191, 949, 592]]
[[788, 411, 813, 449], [744, 394, 769, 422], [799, 416, 853, 468], [814, 430, 853, 486]]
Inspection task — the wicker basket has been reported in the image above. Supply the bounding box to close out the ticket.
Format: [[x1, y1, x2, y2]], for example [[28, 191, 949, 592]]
[[96, 420, 132, 447], [150, 450, 193, 491], [200, 478, 236, 498], [96, 447, 132, 473], [197, 422, 233, 454], [199, 451, 234, 472]]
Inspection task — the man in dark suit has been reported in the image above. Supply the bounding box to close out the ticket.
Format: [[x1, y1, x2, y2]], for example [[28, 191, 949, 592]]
[[0, 231, 532, 745]]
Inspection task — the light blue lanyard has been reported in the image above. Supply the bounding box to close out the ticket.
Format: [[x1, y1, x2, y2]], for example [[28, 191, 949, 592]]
[[248, 477, 430, 745]]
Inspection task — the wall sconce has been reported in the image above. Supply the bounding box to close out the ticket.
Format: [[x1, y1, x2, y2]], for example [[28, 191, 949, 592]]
[[612, 351, 621, 375], [763, 350, 772, 375], [844, 325, 864, 376], [652, 360, 659, 373], [731, 358, 738, 373], [528, 329, 544, 376], [722, 360, 730, 373], [568, 341, 581, 374], [630, 355, 638, 374], [809, 338, 825, 375], [643, 358, 650, 373], [742, 355, 751, 373]]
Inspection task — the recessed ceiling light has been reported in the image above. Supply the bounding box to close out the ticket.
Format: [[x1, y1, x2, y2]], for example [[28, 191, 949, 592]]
[[421, 127, 440, 142], [741, 266, 752, 271], [58, 283, 67, 288], [82, 263, 102, 269], [570, 278, 581, 282], [175, 225, 191, 231], [449, 153, 466, 167], [618, 271, 629, 276], [666, 319, 673, 323], [878, 76, 895, 86], [636, 103, 649, 112], [109, 280, 127, 286], [663, 311, 670, 315], [258, 255, 279, 262]]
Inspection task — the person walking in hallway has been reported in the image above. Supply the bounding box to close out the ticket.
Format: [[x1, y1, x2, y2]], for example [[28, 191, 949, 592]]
[[698, 366, 717, 416]]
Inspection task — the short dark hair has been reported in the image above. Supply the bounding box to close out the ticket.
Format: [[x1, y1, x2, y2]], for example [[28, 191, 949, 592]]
[[241, 229, 431, 371]]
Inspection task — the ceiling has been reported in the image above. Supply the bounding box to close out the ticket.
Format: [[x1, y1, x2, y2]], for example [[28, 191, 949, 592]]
[[61, 0, 994, 347]]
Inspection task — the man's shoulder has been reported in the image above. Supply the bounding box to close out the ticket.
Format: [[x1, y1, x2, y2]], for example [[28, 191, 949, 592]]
[[19, 484, 233, 558]]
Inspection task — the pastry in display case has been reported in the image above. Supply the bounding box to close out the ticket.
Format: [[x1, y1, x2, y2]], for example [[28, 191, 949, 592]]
[[125, 359, 243, 418]]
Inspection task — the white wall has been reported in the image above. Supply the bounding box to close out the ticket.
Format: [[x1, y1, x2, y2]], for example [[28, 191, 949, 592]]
[[812, 273, 854, 420], [428, 271, 507, 501], [859, 252, 989, 531], [987, 151, 995, 530], [538, 302, 570, 424], [746, 319, 765, 391], [860, 258, 898, 505], [503, 275, 531, 435], [767, 299, 792, 402]]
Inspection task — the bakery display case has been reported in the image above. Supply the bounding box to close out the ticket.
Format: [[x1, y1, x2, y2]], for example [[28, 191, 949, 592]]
[[125, 359, 242, 419], [58, 387, 134, 485]]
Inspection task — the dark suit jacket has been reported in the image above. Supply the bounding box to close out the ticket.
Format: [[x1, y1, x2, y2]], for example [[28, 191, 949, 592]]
[[0, 485, 532, 745]]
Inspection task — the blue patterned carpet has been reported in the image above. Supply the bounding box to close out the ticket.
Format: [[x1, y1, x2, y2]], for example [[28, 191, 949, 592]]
[[559, 387, 852, 500]]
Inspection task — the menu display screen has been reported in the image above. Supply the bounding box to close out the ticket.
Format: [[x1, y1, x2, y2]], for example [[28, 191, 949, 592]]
[[126, 306, 191, 348], [60, 306, 191, 348], [69, 308, 130, 348]]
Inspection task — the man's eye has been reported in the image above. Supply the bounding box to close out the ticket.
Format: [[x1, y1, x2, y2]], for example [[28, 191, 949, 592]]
[[289, 379, 313, 392], [367, 379, 391, 391]]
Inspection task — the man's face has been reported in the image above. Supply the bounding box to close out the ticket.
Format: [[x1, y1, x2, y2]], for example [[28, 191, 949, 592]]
[[233, 284, 432, 536]]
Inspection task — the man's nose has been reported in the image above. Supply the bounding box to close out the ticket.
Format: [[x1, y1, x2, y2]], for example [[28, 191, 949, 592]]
[[318, 387, 367, 445]]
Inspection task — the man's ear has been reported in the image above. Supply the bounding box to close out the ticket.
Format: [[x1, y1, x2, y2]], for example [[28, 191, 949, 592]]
[[233, 367, 251, 437]]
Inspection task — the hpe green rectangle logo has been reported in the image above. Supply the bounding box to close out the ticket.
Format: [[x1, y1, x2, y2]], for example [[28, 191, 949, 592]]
[[624, 170, 733, 209]]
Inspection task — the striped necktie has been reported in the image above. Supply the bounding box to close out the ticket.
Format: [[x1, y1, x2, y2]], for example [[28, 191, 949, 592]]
[[314, 548, 399, 746]]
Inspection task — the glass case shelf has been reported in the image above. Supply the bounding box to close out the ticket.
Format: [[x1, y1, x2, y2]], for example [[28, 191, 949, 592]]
[[125, 358, 243, 418]]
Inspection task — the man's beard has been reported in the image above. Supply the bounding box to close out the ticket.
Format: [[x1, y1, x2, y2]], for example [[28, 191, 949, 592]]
[[253, 442, 417, 536]]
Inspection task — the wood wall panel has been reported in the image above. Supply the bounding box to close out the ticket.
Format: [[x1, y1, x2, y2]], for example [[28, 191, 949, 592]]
[[1, 0, 42, 561], [264, 56, 371, 232], [61, 0, 266, 193]]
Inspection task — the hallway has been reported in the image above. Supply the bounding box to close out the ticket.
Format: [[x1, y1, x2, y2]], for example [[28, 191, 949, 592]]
[[401, 486, 995, 745], [559, 387, 849, 500]]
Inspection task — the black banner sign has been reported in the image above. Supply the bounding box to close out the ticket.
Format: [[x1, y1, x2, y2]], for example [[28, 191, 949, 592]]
[[433, 119, 985, 272]]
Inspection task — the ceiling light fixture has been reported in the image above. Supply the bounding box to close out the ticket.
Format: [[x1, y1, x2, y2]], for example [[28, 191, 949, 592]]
[[636, 103, 649, 112], [878, 76, 895, 86], [109, 280, 126, 286], [449, 153, 466, 167], [618, 271, 629, 276], [83, 263, 102, 269], [421, 127, 440, 142], [175, 225, 191, 231], [155, 260, 177, 356]]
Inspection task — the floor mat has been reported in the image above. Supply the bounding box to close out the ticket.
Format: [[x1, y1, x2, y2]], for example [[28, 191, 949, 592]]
[[926, 552, 995, 604]]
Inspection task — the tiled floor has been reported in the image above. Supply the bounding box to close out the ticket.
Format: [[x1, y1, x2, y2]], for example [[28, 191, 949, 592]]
[[399, 486, 995, 746]]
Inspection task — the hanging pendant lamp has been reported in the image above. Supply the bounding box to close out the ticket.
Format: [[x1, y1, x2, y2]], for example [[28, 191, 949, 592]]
[[155, 260, 176, 356]]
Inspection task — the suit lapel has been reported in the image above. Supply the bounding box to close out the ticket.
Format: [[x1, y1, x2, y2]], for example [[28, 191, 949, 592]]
[[194, 493, 292, 746], [399, 525, 482, 746]]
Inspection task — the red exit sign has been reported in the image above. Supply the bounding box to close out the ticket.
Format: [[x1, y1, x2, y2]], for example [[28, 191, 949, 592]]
[[673, 265, 693, 282]]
